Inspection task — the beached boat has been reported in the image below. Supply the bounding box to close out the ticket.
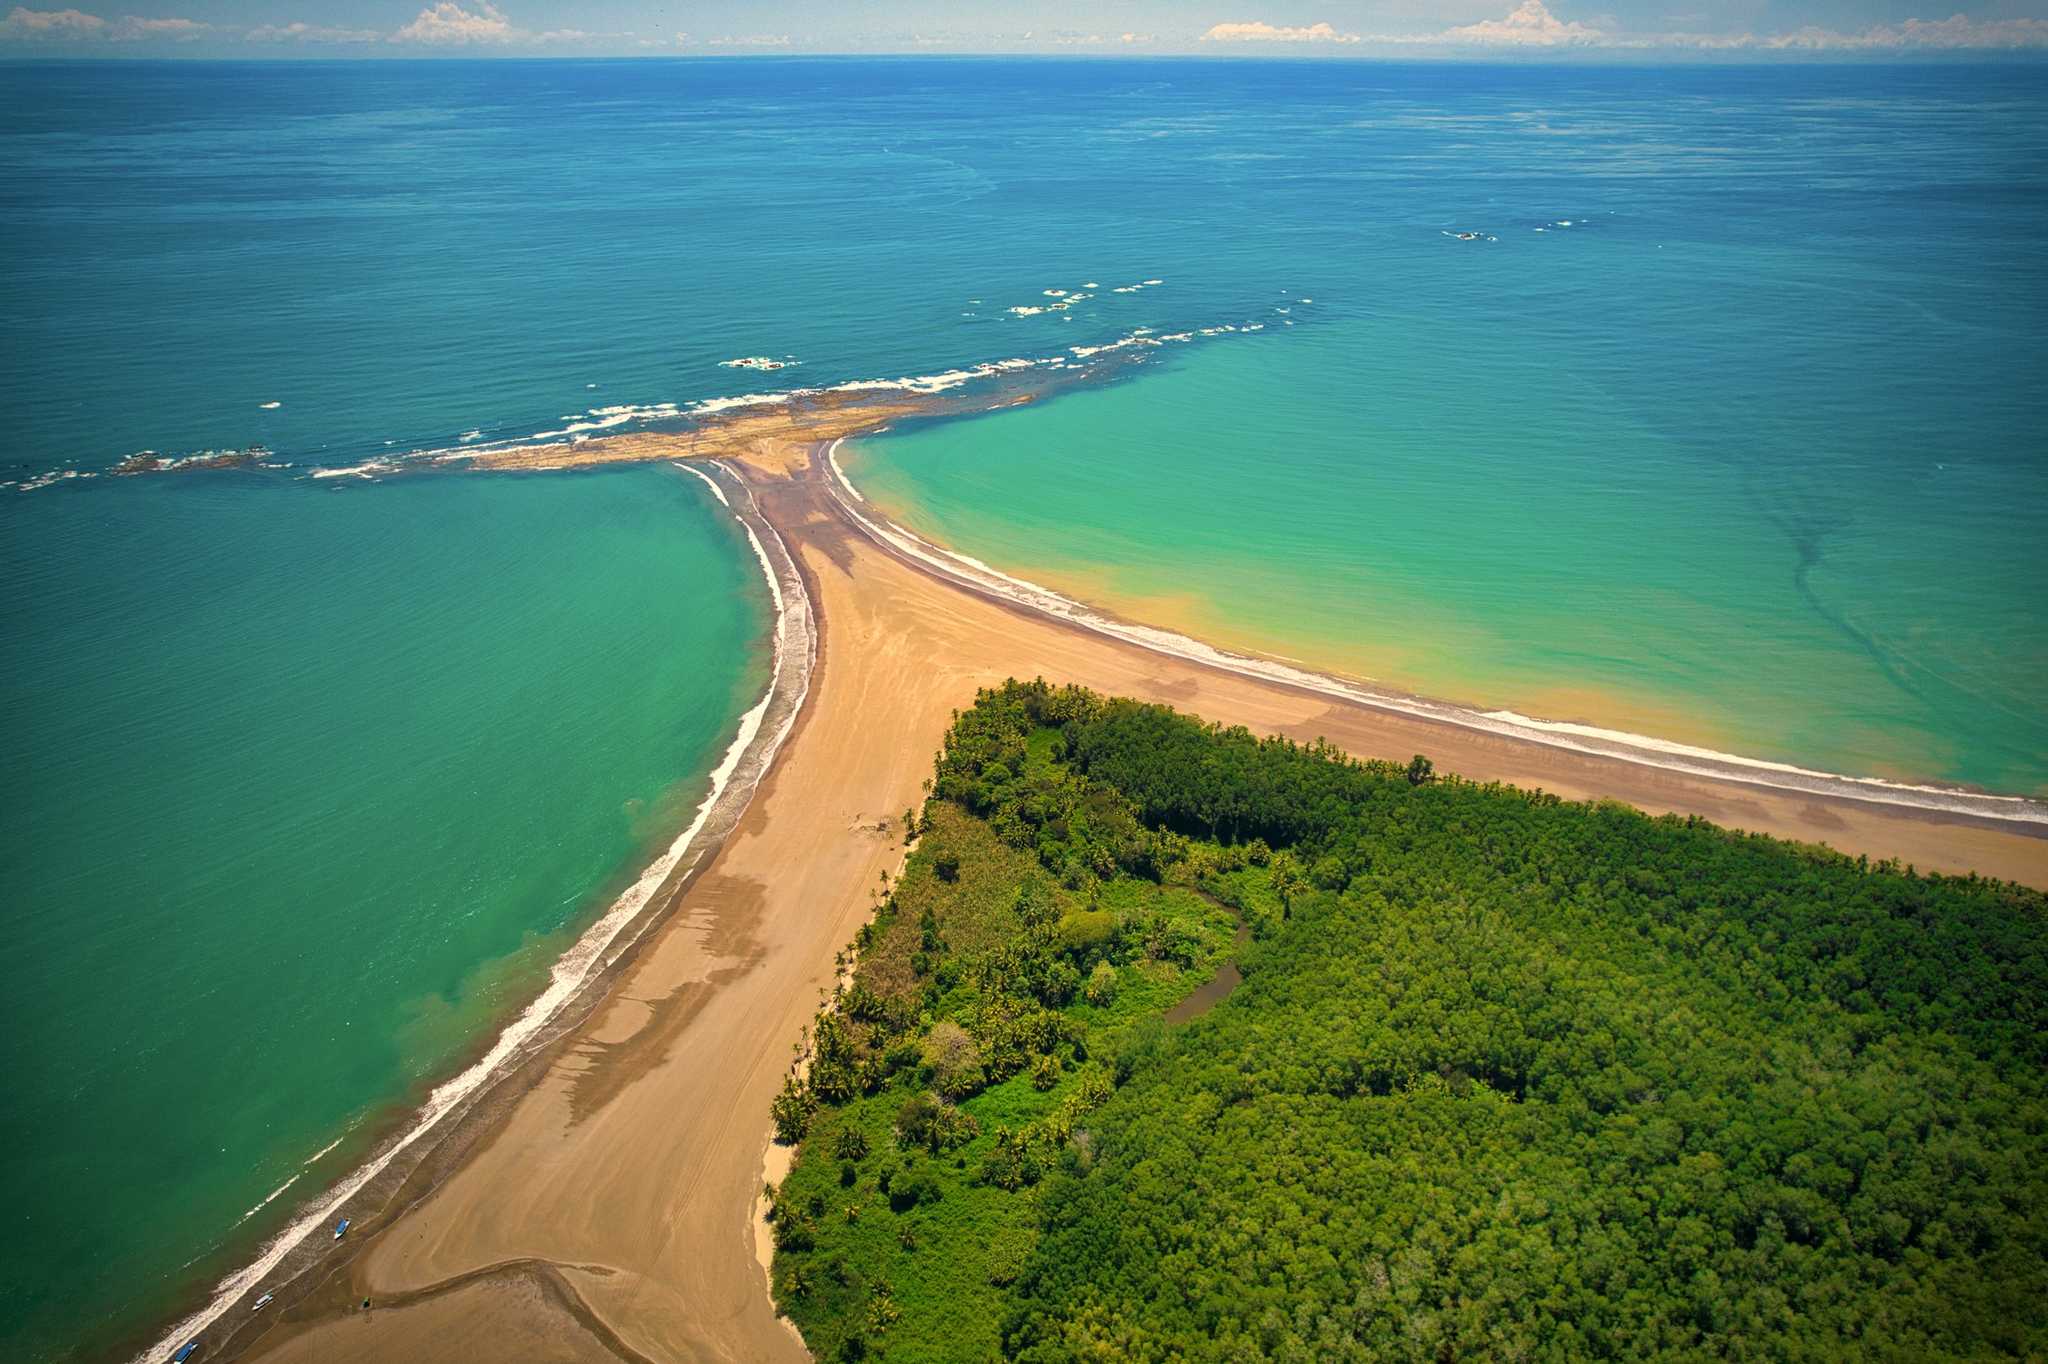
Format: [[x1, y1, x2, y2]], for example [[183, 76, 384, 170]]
[[332, 1218, 349, 1240], [172, 1344, 199, 1362], [252, 1293, 273, 1311]]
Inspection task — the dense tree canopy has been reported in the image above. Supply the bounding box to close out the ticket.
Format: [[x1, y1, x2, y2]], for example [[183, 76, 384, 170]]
[[772, 681, 2048, 1362]]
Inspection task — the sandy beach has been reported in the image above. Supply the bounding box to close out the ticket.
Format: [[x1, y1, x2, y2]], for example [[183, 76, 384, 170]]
[[215, 442, 2048, 1364]]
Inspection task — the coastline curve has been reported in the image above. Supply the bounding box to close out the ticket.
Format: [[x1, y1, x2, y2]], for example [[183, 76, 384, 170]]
[[822, 438, 2048, 830], [136, 459, 817, 1364]]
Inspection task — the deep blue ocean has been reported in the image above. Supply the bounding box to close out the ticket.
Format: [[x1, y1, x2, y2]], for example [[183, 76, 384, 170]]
[[2, 57, 2043, 1362]]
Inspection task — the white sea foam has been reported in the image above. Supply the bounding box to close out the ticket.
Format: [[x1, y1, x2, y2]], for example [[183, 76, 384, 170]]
[[136, 459, 812, 1364], [238, 1177, 299, 1225], [689, 392, 793, 416], [1015, 287, 1102, 315], [533, 414, 631, 438], [20, 468, 90, 492], [309, 460, 393, 480], [353, 313, 1280, 481], [158, 452, 229, 471], [528, 400, 700, 439], [406, 435, 532, 465], [1069, 336, 1162, 359], [720, 356, 797, 371], [1143, 278, 1164, 286], [826, 378, 918, 394], [822, 355, 1052, 398], [822, 442, 2048, 830], [259, 401, 282, 410]]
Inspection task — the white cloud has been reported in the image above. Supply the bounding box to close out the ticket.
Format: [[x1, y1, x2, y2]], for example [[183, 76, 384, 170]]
[[1361, 3, 2048, 53], [1202, 20, 1359, 44], [706, 32, 791, 47], [1443, 0, 1601, 45], [381, 2, 591, 46], [392, 1, 514, 44], [2, 7, 210, 41], [1, 6, 105, 38], [1120, 32, 1153, 44], [1759, 14, 2048, 49], [112, 14, 205, 39], [246, 20, 379, 42]]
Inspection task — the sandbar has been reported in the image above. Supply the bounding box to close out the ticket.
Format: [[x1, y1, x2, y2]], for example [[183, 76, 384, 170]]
[[216, 442, 2048, 1364]]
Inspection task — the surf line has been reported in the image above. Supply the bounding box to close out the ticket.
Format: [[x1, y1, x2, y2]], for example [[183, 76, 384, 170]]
[[135, 460, 816, 1364], [821, 438, 2047, 828]]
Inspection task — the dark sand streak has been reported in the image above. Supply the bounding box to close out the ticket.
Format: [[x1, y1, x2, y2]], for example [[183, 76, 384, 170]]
[[146, 461, 814, 1364], [191, 439, 2048, 1364]]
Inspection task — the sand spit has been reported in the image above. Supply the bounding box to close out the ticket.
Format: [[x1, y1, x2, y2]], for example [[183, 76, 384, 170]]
[[212, 442, 2047, 1364], [140, 460, 813, 1364], [470, 389, 935, 478]]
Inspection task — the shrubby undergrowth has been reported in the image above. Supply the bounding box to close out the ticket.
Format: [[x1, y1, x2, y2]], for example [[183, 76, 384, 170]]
[[771, 680, 2047, 1362]]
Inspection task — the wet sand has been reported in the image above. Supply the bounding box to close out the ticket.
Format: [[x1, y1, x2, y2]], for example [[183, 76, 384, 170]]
[[469, 391, 932, 478], [231, 445, 2048, 1364]]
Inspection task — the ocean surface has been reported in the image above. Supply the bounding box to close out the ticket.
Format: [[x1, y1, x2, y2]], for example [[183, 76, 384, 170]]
[[1, 56, 2044, 1362], [840, 64, 2048, 796]]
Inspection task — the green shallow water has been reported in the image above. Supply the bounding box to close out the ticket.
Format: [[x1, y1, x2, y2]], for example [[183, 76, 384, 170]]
[[4, 56, 2045, 1363], [848, 319, 2048, 796], [0, 464, 767, 1358]]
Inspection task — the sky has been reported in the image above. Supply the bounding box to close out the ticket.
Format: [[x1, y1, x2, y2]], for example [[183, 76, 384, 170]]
[[2, 0, 2046, 56]]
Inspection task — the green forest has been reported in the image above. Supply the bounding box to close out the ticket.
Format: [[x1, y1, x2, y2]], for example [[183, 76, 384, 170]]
[[767, 680, 2048, 1362]]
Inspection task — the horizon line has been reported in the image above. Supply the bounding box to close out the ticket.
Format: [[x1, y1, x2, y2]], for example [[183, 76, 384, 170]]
[[6, 49, 2047, 64]]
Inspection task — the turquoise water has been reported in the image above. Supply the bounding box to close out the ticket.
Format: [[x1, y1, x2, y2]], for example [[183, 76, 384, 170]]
[[849, 313, 2048, 791], [1, 467, 766, 1358], [838, 69, 2048, 794], [2, 56, 2044, 1362]]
